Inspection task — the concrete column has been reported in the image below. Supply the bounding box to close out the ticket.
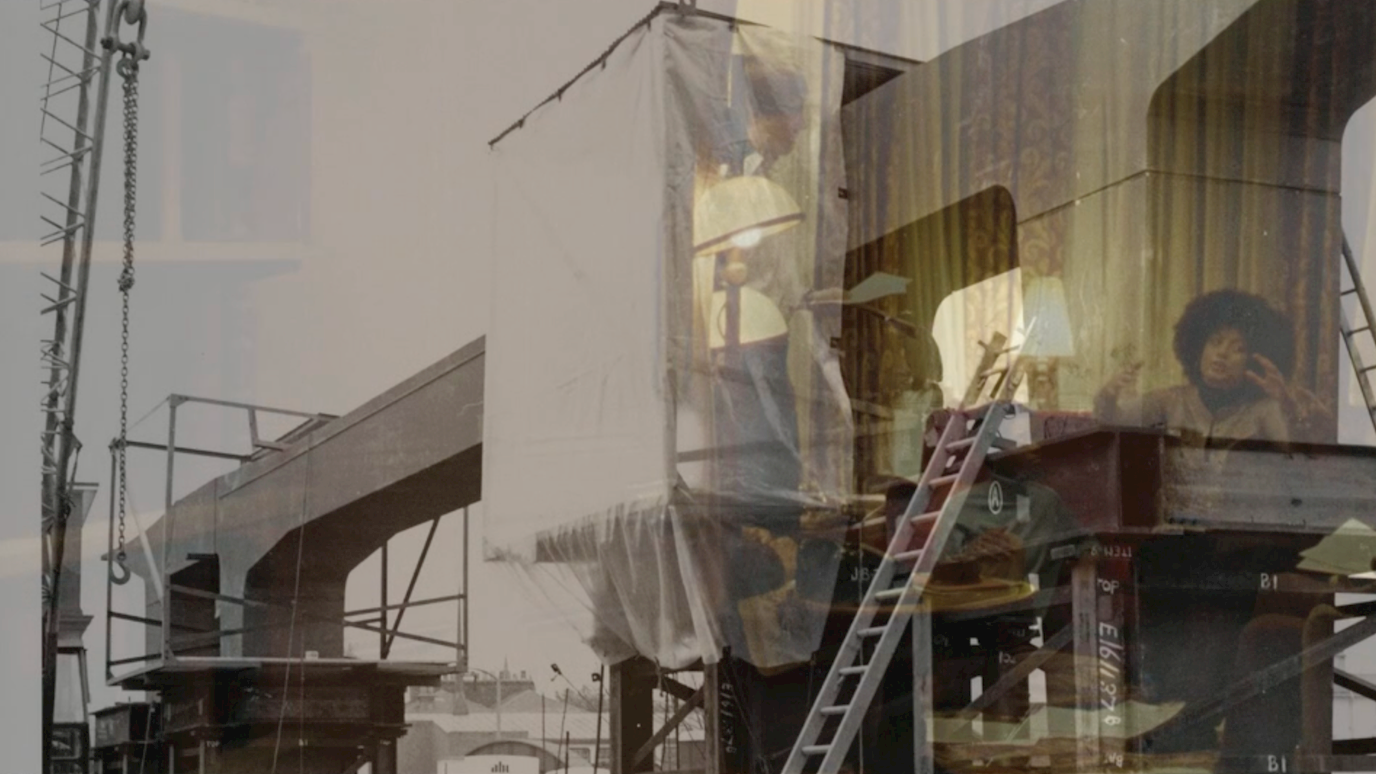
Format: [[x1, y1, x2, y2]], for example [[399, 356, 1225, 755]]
[[373, 738, 398, 774], [610, 657, 655, 774]]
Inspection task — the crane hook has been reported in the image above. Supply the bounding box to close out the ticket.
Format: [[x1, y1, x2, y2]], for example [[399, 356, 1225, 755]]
[[110, 553, 131, 586]]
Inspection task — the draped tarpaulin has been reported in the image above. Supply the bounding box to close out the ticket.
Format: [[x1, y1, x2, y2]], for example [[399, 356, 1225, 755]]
[[484, 13, 851, 670]]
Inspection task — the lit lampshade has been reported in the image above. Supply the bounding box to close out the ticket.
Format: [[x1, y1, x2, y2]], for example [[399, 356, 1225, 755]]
[[693, 175, 803, 256], [1020, 276, 1076, 358], [709, 287, 788, 349]]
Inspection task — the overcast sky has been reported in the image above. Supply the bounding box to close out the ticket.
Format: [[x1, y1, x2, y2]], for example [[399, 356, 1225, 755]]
[[4, 0, 1376, 770]]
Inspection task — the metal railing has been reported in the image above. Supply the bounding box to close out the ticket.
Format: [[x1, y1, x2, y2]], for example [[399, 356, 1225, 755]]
[[101, 395, 468, 684]]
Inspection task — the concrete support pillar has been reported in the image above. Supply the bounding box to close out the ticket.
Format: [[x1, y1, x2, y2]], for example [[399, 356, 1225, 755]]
[[610, 657, 655, 774], [373, 738, 397, 774]]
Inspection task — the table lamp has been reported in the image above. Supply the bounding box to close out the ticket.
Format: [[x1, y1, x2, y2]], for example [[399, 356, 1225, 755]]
[[1020, 275, 1076, 409], [693, 175, 803, 349]]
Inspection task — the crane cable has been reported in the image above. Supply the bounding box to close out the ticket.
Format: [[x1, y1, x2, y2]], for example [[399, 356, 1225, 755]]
[[111, 46, 141, 586]]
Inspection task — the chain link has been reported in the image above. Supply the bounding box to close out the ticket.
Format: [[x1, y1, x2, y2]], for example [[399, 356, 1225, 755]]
[[115, 53, 139, 576]]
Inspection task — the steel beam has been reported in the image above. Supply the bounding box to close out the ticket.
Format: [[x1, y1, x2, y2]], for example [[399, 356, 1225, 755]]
[[342, 593, 463, 618], [120, 439, 249, 462], [166, 583, 458, 650], [383, 517, 441, 658], [1335, 669, 1376, 702], [1161, 614, 1376, 735], [632, 685, 704, 767]]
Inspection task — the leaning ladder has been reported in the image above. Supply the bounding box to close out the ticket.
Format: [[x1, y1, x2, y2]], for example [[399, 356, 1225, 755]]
[[781, 336, 1022, 774], [1340, 235, 1376, 437]]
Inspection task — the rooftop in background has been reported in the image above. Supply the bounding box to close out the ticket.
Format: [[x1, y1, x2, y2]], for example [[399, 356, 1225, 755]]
[[407, 711, 702, 742], [409, 670, 606, 716]]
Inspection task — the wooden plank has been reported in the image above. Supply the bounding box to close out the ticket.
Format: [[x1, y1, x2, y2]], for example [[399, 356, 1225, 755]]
[[913, 607, 934, 774], [1335, 669, 1376, 702], [645, 674, 703, 705], [1071, 558, 1101, 770], [939, 586, 1072, 623], [961, 626, 1073, 718], [1339, 600, 1376, 617], [1328, 754, 1376, 771], [632, 686, 705, 767], [1095, 541, 1135, 771], [1159, 615, 1376, 735], [1163, 443, 1376, 532], [1332, 739, 1376, 756], [703, 663, 721, 774], [992, 429, 1376, 534]]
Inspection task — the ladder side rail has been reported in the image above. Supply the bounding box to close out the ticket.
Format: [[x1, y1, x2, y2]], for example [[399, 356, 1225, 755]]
[[1339, 313, 1376, 419], [1342, 236, 1376, 347], [1340, 237, 1376, 432]]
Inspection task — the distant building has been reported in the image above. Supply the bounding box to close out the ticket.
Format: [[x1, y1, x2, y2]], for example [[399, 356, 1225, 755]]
[[408, 670, 540, 716], [399, 671, 704, 774]]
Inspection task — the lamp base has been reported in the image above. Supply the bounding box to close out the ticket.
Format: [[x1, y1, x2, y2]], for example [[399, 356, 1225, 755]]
[[1027, 359, 1059, 411]]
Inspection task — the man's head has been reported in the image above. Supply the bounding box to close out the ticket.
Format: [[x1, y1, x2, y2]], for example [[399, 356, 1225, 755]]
[[742, 56, 808, 162]]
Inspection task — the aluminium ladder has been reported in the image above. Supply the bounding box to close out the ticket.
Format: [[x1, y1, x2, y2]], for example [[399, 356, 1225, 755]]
[[1340, 235, 1376, 437], [782, 336, 1022, 774]]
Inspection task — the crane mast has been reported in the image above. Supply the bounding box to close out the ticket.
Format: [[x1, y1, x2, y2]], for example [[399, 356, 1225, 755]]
[[38, 1, 148, 771]]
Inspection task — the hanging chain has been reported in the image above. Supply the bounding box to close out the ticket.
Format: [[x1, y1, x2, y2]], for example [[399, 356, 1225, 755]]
[[113, 52, 140, 582]]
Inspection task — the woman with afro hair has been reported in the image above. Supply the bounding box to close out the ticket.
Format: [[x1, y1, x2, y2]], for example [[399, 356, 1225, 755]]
[[1094, 289, 1326, 443]]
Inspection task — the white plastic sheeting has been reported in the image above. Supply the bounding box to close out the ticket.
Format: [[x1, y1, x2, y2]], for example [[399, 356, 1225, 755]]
[[485, 14, 851, 669]]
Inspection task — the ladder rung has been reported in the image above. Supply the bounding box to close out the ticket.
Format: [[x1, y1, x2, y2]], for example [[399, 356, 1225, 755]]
[[820, 705, 849, 716], [894, 549, 923, 563], [875, 586, 905, 600], [840, 665, 868, 676], [1363, 365, 1376, 374], [1343, 287, 1358, 295], [909, 510, 941, 525], [947, 436, 976, 451], [1351, 326, 1372, 335], [803, 745, 832, 756], [859, 626, 887, 637], [930, 473, 959, 488]]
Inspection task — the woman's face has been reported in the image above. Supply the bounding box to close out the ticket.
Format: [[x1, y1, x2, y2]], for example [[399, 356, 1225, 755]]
[[1200, 326, 1250, 389]]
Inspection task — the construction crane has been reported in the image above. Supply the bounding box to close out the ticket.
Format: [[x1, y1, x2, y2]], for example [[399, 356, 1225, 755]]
[[38, 0, 149, 771]]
